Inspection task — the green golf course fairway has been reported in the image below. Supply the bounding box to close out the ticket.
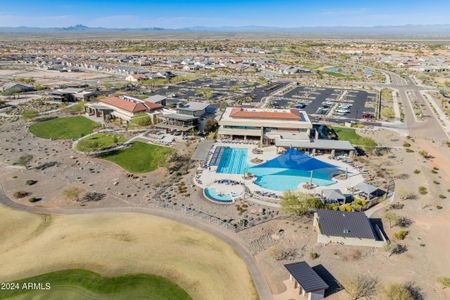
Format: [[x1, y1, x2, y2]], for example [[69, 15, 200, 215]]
[[98, 141, 173, 173], [29, 116, 99, 140], [0, 269, 192, 300]]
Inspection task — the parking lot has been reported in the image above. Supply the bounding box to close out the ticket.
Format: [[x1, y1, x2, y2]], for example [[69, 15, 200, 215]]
[[270, 86, 377, 120], [148, 77, 289, 104]]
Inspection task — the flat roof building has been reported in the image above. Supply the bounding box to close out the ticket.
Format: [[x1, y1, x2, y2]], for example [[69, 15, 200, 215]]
[[218, 107, 312, 143], [218, 107, 355, 156]]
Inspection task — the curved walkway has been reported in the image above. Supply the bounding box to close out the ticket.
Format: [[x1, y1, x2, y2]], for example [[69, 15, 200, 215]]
[[0, 184, 272, 300]]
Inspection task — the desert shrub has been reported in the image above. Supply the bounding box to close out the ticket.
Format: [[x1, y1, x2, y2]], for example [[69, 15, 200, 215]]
[[82, 192, 105, 202], [269, 246, 296, 261], [394, 230, 409, 240], [397, 216, 412, 228], [418, 186, 427, 195], [383, 283, 415, 300], [21, 109, 39, 120], [390, 203, 404, 210], [28, 197, 42, 203], [13, 191, 30, 198], [15, 154, 33, 167], [63, 187, 82, 201], [309, 252, 319, 259], [437, 276, 450, 288], [385, 242, 407, 257]]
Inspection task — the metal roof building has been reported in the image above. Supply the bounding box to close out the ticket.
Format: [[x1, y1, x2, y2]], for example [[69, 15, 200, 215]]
[[285, 261, 329, 300], [313, 210, 386, 247]]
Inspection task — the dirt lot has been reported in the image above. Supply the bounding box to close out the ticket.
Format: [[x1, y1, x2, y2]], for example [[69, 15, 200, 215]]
[[0, 63, 117, 86]]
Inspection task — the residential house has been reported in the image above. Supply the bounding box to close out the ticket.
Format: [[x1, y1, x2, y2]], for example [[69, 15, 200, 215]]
[[126, 73, 148, 82]]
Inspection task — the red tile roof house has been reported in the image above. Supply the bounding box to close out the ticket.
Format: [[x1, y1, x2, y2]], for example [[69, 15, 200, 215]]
[[85, 95, 162, 124]]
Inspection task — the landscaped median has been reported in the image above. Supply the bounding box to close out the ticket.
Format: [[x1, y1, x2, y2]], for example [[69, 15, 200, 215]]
[[0, 269, 191, 300], [29, 116, 100, 140], [98, 141, 174, 173]]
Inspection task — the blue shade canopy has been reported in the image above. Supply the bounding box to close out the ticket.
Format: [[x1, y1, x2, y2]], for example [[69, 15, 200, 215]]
[[251, 148, 338, 171]]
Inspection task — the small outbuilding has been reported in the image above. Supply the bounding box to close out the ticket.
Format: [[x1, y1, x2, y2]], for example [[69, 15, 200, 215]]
[[313, 209, 386, 247], [285, 261, 329, 300], [353, 182, 385, 200], [320, 189, 346, 204]]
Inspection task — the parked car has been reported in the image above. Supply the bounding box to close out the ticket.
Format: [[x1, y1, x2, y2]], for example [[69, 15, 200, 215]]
[[362, 112, 374, 119]]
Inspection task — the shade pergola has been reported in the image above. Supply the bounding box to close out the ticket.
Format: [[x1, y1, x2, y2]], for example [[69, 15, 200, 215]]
[[253, 148, 337, 171]]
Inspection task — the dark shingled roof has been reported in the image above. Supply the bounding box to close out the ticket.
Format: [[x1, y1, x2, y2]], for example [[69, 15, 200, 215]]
[[285, 262, 329, 292], [316, 210, 377, 240]]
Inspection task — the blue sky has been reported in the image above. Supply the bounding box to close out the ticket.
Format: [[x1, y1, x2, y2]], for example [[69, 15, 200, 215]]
[[0, 0, 449, 28]]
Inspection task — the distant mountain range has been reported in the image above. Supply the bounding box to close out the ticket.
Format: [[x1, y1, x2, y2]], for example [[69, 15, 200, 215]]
[[1, 24, 449, 37]]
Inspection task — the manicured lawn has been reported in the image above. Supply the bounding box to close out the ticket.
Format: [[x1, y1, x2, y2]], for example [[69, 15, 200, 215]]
[[76, 133, 126, 152], [0, 269, 192, 300], [30, 116, 99, 140], [98, 141, 173, 173], [331, 126, 377, 152]]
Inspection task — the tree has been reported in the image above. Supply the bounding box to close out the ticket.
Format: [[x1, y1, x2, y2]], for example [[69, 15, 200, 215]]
[[130, 113, 152, 127], [204, 118, 218, 133], [280, 191, 323, 216], [384, 211, 399, 228], [344, 274, 378, 300]]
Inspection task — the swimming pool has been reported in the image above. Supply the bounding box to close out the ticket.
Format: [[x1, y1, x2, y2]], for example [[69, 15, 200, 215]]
[[324, 67, 339, 72], [204, 187, 233, 203], [216, 147, 249, 174], [251, 168, 335, 191], [215, 147, 338, 192]]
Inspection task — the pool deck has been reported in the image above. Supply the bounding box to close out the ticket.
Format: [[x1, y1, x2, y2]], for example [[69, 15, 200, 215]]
[[195, 142, 365, 207]]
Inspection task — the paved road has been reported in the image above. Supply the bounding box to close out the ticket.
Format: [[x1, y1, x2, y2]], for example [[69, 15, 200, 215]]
[[390, 73, 448, 141], [348, 69, 448, 141], [0, 184, 273, 300]]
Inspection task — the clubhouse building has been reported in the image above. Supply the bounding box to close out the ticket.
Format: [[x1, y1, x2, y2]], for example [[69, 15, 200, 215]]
[[218, 107, 355, 156]]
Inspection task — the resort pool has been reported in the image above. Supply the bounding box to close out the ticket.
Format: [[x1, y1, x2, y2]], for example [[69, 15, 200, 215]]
[[252, 169, 336, 192], [215, 147, 338, 192], [204, 187, 233, 203], [217, 147, 249, 174]]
